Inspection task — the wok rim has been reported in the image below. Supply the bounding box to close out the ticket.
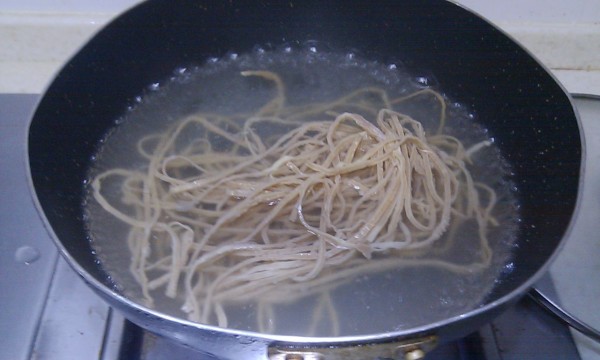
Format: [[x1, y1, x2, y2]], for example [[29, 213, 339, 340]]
[[24, 0, 586, 347]]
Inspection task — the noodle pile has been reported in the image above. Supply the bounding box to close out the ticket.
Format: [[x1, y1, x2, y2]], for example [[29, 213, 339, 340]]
[[91, 71, 497, 333]]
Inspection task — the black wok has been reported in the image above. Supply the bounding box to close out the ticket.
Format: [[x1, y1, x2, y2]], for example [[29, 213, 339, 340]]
[[27, 0, 583, 359]]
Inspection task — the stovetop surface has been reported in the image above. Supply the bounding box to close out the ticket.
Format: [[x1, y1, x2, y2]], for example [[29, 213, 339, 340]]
[[0, 94, 584, 359]]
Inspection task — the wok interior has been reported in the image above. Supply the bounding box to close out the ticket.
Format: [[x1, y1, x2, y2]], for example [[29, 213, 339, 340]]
[[28, 0, 580, 333]]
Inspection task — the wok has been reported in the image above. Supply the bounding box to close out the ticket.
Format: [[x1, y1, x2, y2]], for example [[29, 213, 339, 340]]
[[27, 0, 583, 359]]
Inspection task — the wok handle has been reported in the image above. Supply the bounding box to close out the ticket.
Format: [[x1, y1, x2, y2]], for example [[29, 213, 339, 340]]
[[529, 287, 600, 342]]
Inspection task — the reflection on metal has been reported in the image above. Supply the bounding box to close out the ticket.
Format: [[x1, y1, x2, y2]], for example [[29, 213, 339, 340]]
[[529, 288, 600, 343], [403, 348, 426, 360], [267, 335, 438, 360], [396, 335, 438, 360]]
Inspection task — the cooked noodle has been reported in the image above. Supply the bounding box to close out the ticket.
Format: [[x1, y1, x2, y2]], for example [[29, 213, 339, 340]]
[[91, 70, 497, 333]]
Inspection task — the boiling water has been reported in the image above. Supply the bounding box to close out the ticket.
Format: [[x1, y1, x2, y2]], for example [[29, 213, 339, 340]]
[[85, 46, 519, 337]]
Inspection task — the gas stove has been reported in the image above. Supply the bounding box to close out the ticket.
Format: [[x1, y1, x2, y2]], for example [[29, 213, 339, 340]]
[[0, 94, 584, 359]]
